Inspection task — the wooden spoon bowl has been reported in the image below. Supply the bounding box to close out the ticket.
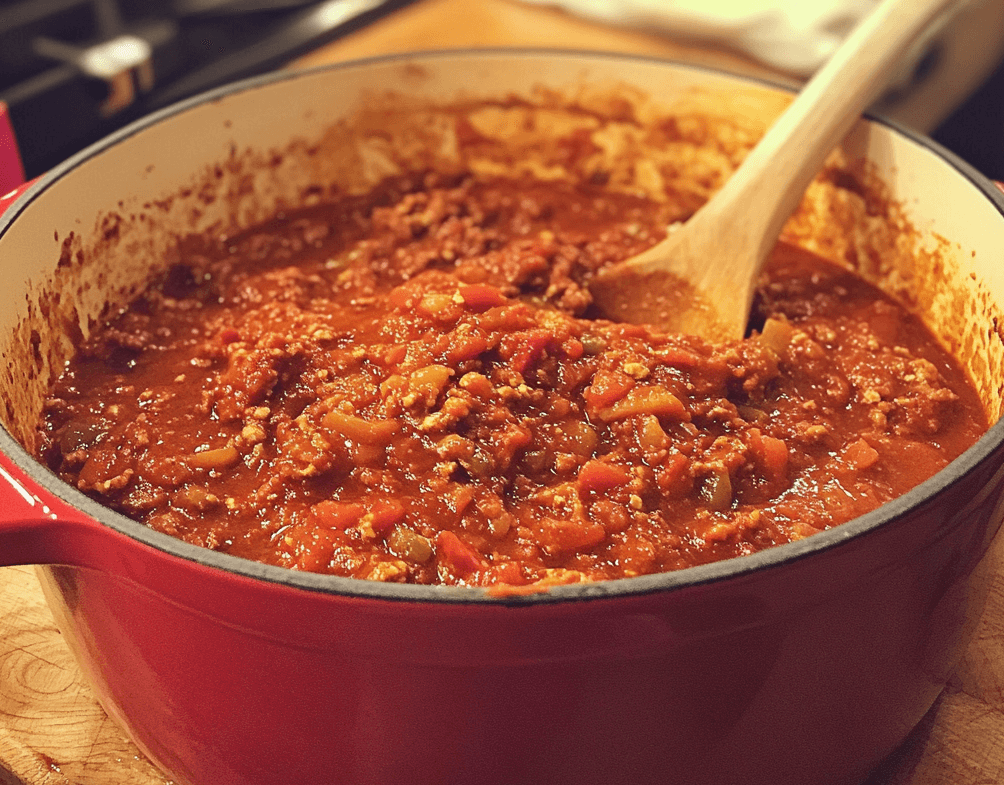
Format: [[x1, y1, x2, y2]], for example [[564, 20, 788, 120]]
[[589, 0, 960, 341]]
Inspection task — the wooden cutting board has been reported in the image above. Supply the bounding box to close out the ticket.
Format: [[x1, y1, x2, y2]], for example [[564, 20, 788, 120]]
[[3, 1, 1004, 782]]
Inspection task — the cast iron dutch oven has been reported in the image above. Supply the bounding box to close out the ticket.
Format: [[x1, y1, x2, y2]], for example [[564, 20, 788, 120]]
[[2, 51, 1004, 785]]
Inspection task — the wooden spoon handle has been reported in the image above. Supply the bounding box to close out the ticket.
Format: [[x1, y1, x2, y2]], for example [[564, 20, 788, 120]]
[[689, 0, 959, 289], [592, 0, 962, 340]]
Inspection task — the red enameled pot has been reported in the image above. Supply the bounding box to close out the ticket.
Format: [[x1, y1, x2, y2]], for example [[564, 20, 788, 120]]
[[2, 51, 1004, 785]]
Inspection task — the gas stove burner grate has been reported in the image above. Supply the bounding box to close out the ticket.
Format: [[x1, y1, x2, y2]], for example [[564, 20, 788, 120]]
[[0, 0, 412, 177]]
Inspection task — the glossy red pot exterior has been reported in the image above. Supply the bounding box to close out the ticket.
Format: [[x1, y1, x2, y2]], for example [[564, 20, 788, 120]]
[[2, 51, 1004, 785], [0, 102, 25, 195]]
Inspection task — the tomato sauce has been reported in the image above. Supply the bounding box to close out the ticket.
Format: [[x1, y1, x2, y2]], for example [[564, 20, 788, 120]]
[[36, 172, 987, 588]]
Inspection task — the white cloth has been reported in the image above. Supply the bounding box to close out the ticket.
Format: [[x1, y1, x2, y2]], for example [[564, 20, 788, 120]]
[[520, 0, 880, 76]]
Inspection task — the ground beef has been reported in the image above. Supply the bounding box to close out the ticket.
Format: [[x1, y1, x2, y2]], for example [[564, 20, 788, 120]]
[[36, 171, 987, 589]]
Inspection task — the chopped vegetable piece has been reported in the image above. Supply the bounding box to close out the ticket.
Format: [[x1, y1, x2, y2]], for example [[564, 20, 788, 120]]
[[436, 531, 483, 577], [321, 409, 398, 444], [459, 283, 507, 311], [584, 370, 634, 413], [578, 460, 630, 493], [598, 385, 687, 422], [189, 446, 239, 470], [843, 438, 880, 471], [308, 501, 367, 530], [759, 317, 796, 355], [533, 517, 607, 555]]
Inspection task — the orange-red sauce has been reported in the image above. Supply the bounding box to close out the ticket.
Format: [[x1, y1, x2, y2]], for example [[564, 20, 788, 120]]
[[37, 172, 987, 588]]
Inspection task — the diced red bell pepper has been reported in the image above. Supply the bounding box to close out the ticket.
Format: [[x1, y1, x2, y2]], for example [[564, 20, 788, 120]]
[[367, 499, 406, 534], [577, 460, 630, 493], [532, 517, 606, 555], [308, 500, 366, 530], [583, 370, 634, 414], [383, 344, 407, 366], [656, 452, 688, 491], [505, 329, 555, 374], [387, 287, 414, 310], [759, 435, 789, 479], [289, 528, 338, 573], [749, 428, 789, 483], [658, 347, 701, 368], [459, 283, 507, 312], [436, 530, 483, 577], [562, 337, 584, 360], [446, 333, 490, 363], [446, 484, 476, 517]]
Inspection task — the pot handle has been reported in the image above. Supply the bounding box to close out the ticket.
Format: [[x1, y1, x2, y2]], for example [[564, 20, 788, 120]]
[[1, 108, 98, 567], [0, 102, 26, 196], [0, 451, 111, 568], [0, 179, 34, 212]]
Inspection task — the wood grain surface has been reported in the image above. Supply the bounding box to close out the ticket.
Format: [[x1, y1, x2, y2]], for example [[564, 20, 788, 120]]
[[0, 565, 169, 785], [3, 1, 1004, 782]]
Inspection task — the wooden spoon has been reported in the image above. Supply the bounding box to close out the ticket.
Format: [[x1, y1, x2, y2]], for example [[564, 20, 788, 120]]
[[589, 0, 959, 341]]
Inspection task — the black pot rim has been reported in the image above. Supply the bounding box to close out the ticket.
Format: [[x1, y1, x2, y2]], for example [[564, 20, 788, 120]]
[[3, 47, 1003, 606]]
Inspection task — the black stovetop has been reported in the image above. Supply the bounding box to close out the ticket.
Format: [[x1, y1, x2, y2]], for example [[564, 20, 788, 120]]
[[1, 0, 413, 178], [933, 55, 1004, 183]]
